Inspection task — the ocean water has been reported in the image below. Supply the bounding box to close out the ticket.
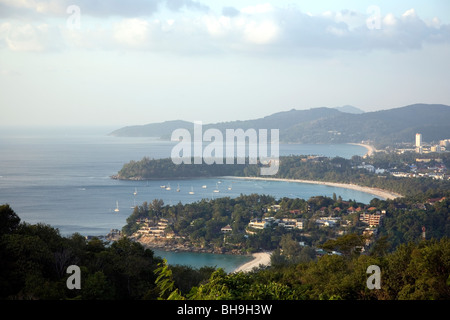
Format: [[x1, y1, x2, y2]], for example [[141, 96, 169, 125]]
[[151, 249, 254, 274], [0, 127, 370, 271]]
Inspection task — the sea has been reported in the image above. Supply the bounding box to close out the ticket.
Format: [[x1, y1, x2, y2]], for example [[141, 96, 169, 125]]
[[0, 126, 373, 272]]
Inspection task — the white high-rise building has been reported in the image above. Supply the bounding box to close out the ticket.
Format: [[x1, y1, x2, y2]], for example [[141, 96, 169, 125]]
[[415, 133, 422, 153], [415, 133, 422, 147]]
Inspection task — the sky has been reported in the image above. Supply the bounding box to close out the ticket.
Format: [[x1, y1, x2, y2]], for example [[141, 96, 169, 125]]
[[1, 0, 450, 127]]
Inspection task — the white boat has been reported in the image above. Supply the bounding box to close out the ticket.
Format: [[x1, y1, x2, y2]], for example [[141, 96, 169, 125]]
[[160, 185, 166, 189], [177, 184, 180, 192], [131, 196, 137, 208], [189, 187, 195, 195], [165, 183, 171, 191], [202, 185, 207, 189], [213, 183, 220, 193], [228, 185, 232, 190], [133, 188, 137, 195], [114, 201, 120, 212]]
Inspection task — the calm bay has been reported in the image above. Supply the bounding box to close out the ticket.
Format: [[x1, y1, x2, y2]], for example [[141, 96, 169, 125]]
[[0, 126, 372, 271]]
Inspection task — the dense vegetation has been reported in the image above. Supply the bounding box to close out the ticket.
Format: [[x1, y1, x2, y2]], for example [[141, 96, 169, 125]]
[[0, 204, 161, 299], [123, 190, 450, 253], [124, 194, 302, 252], [281, 104, 450, 146], [2, 201, 449, 300], [0, 204, 219, 300], [156, 238, 450, 300], [114, 157, 252, 180]]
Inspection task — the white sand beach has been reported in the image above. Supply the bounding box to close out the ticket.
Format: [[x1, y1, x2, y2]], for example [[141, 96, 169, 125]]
[[233, 252, 272, 273], [348, 143, 377, 157], [230, 176, 402, 200]]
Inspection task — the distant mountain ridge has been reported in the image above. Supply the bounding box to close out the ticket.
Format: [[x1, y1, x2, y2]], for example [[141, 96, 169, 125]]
[[109, 104, 450, 146], [109, 120, 192, 137], [333, 105, 365, 114]]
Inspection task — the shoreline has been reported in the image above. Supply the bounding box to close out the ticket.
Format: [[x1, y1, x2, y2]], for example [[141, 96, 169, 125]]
[[134, 236, 271, 273], [137, 238, 270, 274], [233, 252, 272, 273], [348, 142, 376, 157], [227, 176, 402, 200]]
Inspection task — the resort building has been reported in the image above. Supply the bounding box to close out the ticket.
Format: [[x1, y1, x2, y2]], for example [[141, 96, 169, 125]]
[[278, 218, 304, 230], [221, 225, 233, 233], [246, 217, 273, 234], [359, 211, 385, 227], [248, 218, 270, 230], [315, 216, 341, 227], [136, 218, 172, 238]]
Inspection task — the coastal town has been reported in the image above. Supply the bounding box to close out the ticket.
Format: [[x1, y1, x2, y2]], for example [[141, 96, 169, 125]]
[[107, 189, 445, 271], [356, 134, 450, 181], [127, 202, 387, 248]]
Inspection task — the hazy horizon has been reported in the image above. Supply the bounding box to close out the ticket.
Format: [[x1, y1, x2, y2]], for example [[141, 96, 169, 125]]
[[2, 103, 449, 132], [1, 1, 450, 128]]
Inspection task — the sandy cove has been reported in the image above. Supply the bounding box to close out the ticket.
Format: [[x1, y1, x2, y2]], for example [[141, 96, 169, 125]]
[[233, 252, 272, 273], [228, 176, 402, 200], [348, 143, 377, 157], [136, 235, 271, 273]]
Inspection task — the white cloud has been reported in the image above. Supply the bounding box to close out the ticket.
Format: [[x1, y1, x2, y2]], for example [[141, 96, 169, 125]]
[[326, 25, 347, 37], [203, 14, 231, 37], [429, 17, 441, 29], [241, 3, 273, 15], [402, 8, 417, 19], [0, 0, 66, 15], [0, 3, 449, 54], [203, 12, 279, 45], [0, 0, 209, 18], [243, 19, 279, 44], [383, 13, 397, 26], [0, 21, 58, 51], [113, 18, 151, 47]]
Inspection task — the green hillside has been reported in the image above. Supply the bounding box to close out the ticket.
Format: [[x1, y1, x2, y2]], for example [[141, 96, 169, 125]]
[[109, 104, 450, 146]]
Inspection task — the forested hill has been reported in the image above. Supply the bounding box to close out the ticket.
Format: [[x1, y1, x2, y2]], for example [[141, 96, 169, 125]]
[[282, 103, 450, 146], [109, 104, 450, 146], [113, 154, 450, 198]]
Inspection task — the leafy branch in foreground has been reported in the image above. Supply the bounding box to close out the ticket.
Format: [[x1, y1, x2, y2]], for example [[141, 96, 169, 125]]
[[154, 259, 184, 300]]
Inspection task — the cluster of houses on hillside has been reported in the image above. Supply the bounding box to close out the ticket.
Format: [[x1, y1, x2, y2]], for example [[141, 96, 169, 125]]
[[363, 134, 450, 180], [135, 218, 175, 239], [242, 206, 385, 239], [128, 202, 391, 253], [355, 159, 449, 180], [245, 217, 305, 235]]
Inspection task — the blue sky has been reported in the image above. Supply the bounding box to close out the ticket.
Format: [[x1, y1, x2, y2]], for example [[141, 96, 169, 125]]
[[1, 1, 450, 127]]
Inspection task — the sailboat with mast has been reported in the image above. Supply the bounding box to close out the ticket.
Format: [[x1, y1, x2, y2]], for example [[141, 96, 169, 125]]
[[114, 201, 120, 212], [131, 188, 138, 208], [131, 197, 137, 209]]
